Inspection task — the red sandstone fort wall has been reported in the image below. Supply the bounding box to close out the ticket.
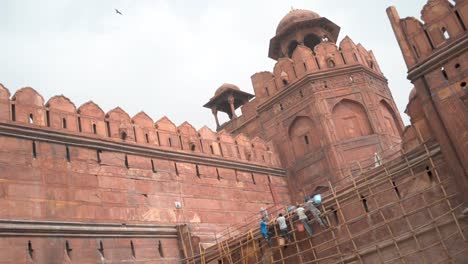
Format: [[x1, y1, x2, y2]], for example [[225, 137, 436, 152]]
[[0, 86, 290, 263]]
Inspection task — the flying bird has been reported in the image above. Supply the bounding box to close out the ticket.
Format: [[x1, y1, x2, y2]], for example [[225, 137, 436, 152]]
[[115, 9, 122, 15]]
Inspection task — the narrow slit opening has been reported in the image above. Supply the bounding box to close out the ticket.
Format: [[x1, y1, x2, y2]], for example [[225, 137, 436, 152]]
[[97, 150, 102, 164], [124, 155, 129, 169], [361, 195, 369, 213], [151, 159, 156, 173], [392, 180, 401, 199], [46, 110, 50, 127], [340, 52, 347, 64], [105, 121, 111, 137], [32, 141, 37, 159], [178, 135, 183, 150], [98, 241, 104, 257], [156, 131, 161, 145], [132, 127, 137, 142], [28, 240, 34, 259], [209, 145, 214, 154], [66, 145, 70, 162], [424, 29, 435, 49], [78, 117, 82, 132], [332, 208, 339, 224], [65, 240, 72, 258], [11, 104, 16, 121], [196, 164, 200, 178], [455, 11, 467, 31], [158, 240, 164, 257], [426, 166, 434, 182], [218, 142, 224, 157], [314, 57, 321, 69], [130, 240, 136, 258]]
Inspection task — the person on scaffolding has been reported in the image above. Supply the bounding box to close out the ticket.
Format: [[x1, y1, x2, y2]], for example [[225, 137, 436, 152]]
[[305, 195, 328, 229], [295, 203, 313, 236], [260, 217, 272, 246], [276, 213, 291, 242]]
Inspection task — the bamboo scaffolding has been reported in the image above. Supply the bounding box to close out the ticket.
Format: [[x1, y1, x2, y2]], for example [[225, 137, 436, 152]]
[[181, 140, 468, 264]]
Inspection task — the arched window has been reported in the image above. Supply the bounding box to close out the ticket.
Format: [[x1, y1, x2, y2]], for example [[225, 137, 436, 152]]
[[92, 123, 97, 134], [29, 113, 34, 124], [288, 116, 318, 158], [332, 99, 373, 141], [287, 40, 299, 58], [304, 34, 321, 51], [62, 118, 67, 129], [121, 131, 127, 140], [327, 59, 336, 68]]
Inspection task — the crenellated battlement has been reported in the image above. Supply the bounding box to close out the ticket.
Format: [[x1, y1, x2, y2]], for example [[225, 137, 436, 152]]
[[0, 84, 281, 167], [387, 0, 467, 69], [251, 37, 383, 101]]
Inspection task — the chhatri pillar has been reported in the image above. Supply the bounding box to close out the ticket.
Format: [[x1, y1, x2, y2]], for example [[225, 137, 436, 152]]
[[203, 83, 253, 131]]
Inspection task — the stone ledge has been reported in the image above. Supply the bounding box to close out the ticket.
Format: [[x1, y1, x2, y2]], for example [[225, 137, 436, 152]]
[[0, 219, 177, 238]]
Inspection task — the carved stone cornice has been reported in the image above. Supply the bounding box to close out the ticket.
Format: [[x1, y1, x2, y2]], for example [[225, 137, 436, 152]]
[[0, 122, 286, 176]]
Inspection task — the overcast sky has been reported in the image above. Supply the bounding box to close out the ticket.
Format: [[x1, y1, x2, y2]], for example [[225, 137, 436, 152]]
[[0, 0, 428, 130]]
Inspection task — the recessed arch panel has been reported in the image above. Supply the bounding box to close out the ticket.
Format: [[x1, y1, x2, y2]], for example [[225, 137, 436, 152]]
[[332, 99, 373, 141]]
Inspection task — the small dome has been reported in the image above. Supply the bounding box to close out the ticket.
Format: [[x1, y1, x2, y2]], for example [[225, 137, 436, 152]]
[[214, 83, 240, 97], [276, 9, 321, 35]]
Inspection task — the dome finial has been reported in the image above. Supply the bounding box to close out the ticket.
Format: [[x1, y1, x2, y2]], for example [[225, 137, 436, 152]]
[[291, 6, 295, 12]]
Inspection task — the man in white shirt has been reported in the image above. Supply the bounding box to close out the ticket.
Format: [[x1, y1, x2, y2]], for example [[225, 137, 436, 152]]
[[276, 213, 291, 242], [296, 205, 313, 236]]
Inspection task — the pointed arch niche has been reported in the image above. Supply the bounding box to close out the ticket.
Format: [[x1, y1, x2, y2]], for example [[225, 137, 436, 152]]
[[288, 116, 320, 158], [379, 100, 401, 137], [332, 99, 373, 141]]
